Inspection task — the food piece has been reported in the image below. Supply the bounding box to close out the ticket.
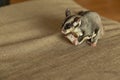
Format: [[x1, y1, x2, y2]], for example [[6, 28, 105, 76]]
[[65, 34, 78, 45]]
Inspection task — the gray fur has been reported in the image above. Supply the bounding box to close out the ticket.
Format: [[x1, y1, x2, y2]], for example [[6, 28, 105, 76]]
[[78, 11, 104, 45]]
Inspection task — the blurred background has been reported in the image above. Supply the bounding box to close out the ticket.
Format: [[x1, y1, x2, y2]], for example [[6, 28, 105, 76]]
[[0, 0, 120, 22]]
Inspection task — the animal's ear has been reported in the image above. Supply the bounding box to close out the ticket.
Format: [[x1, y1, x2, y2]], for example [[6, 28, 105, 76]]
[[74, 17, 81, 22], [73, 17, 81, 27], [65, 8, 71, 17]]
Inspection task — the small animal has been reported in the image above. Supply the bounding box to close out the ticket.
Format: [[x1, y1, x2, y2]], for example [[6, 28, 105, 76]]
[[61, 9, 104, 46]]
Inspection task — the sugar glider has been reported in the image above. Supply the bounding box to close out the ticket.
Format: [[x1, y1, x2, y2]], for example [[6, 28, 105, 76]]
[[61, 9, 104, 46]]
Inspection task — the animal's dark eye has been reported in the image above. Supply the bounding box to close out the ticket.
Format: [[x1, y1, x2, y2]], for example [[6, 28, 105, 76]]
[[64, 23, 71, 30], [66, 23, 71, 27]]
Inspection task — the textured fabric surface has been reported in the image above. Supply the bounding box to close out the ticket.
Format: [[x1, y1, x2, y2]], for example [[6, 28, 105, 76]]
[[0, 0, 120, 80]]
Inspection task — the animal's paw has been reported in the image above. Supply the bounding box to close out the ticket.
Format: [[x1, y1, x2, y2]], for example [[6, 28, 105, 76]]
[[72, 38, 78, 45], [86, 41, 96, 47], [90, 43, 96, 47]]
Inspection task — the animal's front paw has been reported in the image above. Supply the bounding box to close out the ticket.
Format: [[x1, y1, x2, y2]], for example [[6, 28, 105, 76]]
[[90, 43, 96, 47], [73, 38, 79, 45], [86, 40, 96, 47]]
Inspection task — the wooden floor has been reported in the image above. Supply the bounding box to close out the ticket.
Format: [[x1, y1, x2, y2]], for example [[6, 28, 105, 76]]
[[10, 0, 120, 22], [10, 0, 28, 4], [75, 0, 120, 22]]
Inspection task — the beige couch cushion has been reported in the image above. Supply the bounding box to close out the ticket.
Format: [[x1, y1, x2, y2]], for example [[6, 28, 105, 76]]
[[0, 0, 120, 80]]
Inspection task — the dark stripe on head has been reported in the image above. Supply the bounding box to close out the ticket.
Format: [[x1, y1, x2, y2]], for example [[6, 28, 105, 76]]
[[63, 15, 75, 24]]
